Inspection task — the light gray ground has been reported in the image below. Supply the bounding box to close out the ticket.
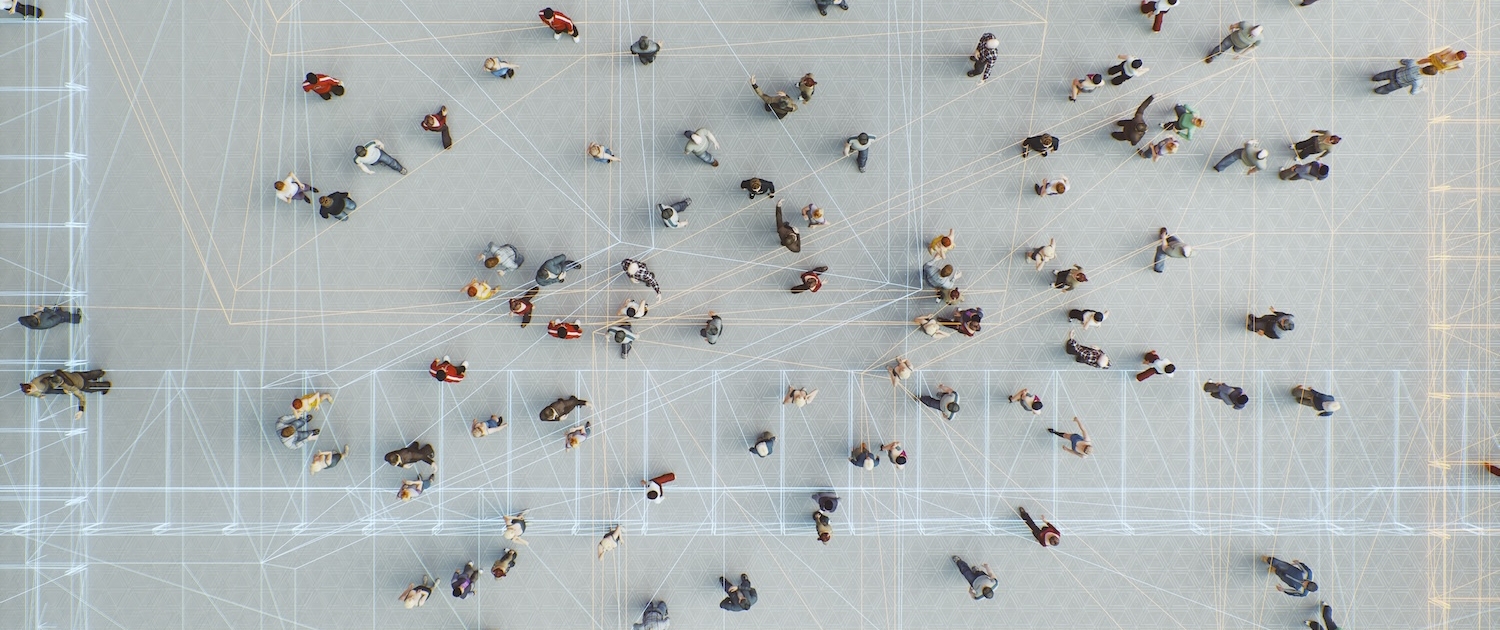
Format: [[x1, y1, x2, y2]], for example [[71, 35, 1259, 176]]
[[2, 0, 1497, 628]]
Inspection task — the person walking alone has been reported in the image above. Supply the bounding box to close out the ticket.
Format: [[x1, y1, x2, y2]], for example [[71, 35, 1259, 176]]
[[1153, 227, 1193, 272], [968, 33, 999, 83], [629, 36, 661, 64], [1292, 130, 1340, 160], [302, 72, 344, 100], [774, 200, 801, 252], [1372, 58, 1429, 95], [844, 133, 875, 172], [1047, 417, 1092, 457], [273, 171, 317, 204], [1205, 21, 1263, 63], [354, 139, 407, 175], [683, 128, 720, 167], [917, 383, 961, 420], [318, 192, 355, 221], [539, 8, 579, 41], [1263, 556, 1318, 597], [1112, 94, 1155, 145], [1140, 0, 1177, 33], [1204, 380, 1249, 410], [1291, 386, 1340, 416], [1018, 506, 1061, 546], [749, 75, 798, 119], [1107, 54, 1149, 85], [421, 105, 452, 150], [952, 556, 997, 600]]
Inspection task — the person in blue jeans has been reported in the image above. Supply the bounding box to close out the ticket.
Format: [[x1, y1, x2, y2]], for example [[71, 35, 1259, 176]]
[[844, 133, 874, 172], [1306, 601, 1339, 630], [952, 556, 996, 600], [318, 192, 355, 221], [1264, 556, 1317, 596], [536, 254, 581, 287], [354, 139, 406, 175]]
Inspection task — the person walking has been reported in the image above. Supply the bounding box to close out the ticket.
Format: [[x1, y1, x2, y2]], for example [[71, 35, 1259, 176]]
[[780, 201, 804, 252], [744, 177, 777, 200], [20, 368, 111, 418], [1263, 556, 1318, 597], [1140, 0, 1177, 32], [629, 36, 661, 64], [889, 356, 914, 384], [790, 266, 828, 294], [547, 319, 583, 340], [588, 142, 620, 164], [718, 574, 757, 612], [621, 258, 662, 295], [463, 279, 497, 301], [18, 305, 81, 330], [1372, 58, 1429, 95], [4, 0, 42, 18], [1052, 264, 1087, 291], [849, 442, 881, 469], [882, 441, 909, 469], [479, 242, 524, 276], [1419, 47, 1466, 74], [701, 311, 725, 344], [952, 556, 997, 600], [642, 472, 675, 502], [968, 33, 999, 82], [929, 228, 956, 259], [596, 524, 623, 558], [1111, 94, 1155, 145], [618, 298, 650, 321], [421, 105, 451, 150], [605, 323, 637, 358], [508, 286, 541, 327], [1306, 601, 1340, 630], [632, 601, 670, 630], [1048, 416, 1092, 457], [917, 383, 961, 420], [291, 392, 332, 418], [490, 548, 518, 579], [802, 203, 828, 228], [1008, 387, 1044, 414], [1026, 237, 1056, 270], [1279, 161, 1330, 181], [1205, 21, 1263, 63], [539, 8, 579, 41], [1136, 351, 1176, 381], [273, 171, 317, 204], [814, 0, 850, 16], [1107, 54, 1149, 85], [429, 356, 467, 383], [1018, 506, 1062, 546], [301, 72, 344, 100], [750, 431, 776, 457], [310, 445, 348, 474], [1204, 381, 1249, 410], [914, 313, 953, 339], [540, 395, 589, 422], [923, 259, 961, 291], [1292, 130, 1340, 160], [471, 414, 507, 437], [937, 307, 983, 337], [563, 421, 591, 450], [1065, 330, 1110, 368], [1034, 176, 1069, 196], [1292, 386, 1340, 416], [1248, 307, 1295, 339], [683, 128, 720, 167], [275, 414, 319, 449], [397, 471, 436, 501], [844, 133, 875, 172], [503, 509, 530, 545], [536, 254, 581, 287], [317, 192, 355, 221], [1214, 140, 1268, 174], [783, 385, 820, 407], [451, 562, 479, 599], [399, 576, 434, 609], [1138, 137, 1181, 161], [1154, 227, 1194, 272], [810, 491, 840, 513], [484, 57, 518, 78], [1161, 103, 1204, 140], [1070, 73, 1103, 101], [1021, 133, 1059, 158], [383, 441, 435, 468], [749, 75, 798, 119], [1067, 308, 1108, 329], [798, 73, 818, 102], [354, 139, 407, 175]]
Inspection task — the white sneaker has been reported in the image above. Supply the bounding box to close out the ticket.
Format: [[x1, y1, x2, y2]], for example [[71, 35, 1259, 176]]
[[554, 33, 561, 40]]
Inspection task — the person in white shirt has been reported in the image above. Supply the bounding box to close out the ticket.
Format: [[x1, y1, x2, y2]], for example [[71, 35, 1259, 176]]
[[272, 171, 316, 204], [353, 139, 407, 175]]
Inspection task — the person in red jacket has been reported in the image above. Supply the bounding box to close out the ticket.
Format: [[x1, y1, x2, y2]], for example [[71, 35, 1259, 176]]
[[790, 266, 828, 294], [421, 106, 451, 150], [301, 73, 345, 100], [547, 319, 582, 339], [539, 8, 579, 41], [429, 356, 467, 383]]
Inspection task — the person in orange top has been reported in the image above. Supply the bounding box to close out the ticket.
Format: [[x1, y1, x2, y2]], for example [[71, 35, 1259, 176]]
[[1419, 47, 1466, 74], [292, 392, 332, 418], [463, 279, 496, 301], [539, 8, 579, 41], [301, 73, 344, 100]]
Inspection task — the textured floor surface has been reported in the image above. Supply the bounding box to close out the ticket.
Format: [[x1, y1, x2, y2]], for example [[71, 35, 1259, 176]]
[[2, 0, 1498, 628]]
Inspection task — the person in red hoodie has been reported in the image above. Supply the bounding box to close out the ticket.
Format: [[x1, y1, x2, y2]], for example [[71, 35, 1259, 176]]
[[301, 73, 344, 100], [547, 319, 582, 339], [539, 8, 579, 41], [421, 106, 451, 150], [429, 356, 467, 383]]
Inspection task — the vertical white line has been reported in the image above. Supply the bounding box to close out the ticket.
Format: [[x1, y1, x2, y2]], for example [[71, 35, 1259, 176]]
[[848, 369, 858, 537], [710, 370, 719, 537], [369, 371, 379, 531], [1460, 369, 1469, 524], [641, 371, 650, 535], [778, 376, 786, 537], [506, 370, 514, 512], [1187, 369, 1197, 533], [1119, 370, 1128, 528], [1392, 370, 1401, 525], [982, 370, 993, 534], [1255, 370, 1264, 530], [1325, 373, 1334, 529], [574, 369, 583, 536]]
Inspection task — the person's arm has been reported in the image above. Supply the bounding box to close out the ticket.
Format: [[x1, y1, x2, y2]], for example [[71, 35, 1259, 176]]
[[938, 384, 955, 395], [1118, 54, 1129, 60], [705, 129, 719, 148], [1073, 416, 1088, 440], [69, 388, 86, 418], [782, 387, 794, 404], [806, 389, 819, 403], [844, 140, 854, 156]]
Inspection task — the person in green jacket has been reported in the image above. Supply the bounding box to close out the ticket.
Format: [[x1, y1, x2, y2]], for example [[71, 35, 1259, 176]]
[[1162, 103, 1203, 140]]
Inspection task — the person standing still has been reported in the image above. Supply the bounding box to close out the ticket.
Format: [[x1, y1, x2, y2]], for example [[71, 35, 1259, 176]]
[[1263, 556, 1318, 597], [629, 36, 661, 64], [844, 133, 874, 172]]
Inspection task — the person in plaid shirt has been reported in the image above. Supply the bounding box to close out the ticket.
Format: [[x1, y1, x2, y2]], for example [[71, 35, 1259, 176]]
[[967, 33, 998, 82]]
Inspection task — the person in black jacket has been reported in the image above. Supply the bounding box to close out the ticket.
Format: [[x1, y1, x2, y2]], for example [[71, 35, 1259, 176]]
[[774, 201, 801, 253], [18, 306, 80, 330], [317, 192, 355, 221], [1248, 307, 1294, 339], [1111, 94, 1155, 145]]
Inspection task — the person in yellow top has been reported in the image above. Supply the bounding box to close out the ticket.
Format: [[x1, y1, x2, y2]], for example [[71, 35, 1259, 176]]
[[463, 279, 497, 300], [1419, 47, 1466, 74], [292, 392, 332, 418], [928, 228, 955, 259]]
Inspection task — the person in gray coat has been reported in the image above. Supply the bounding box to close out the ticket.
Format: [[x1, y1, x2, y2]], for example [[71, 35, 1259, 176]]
[[1214, 140, 1268, 174], [1372, 59, 1428, 95], [700, 311, 724, 344], [628, 36, 661, 64], [536, 254, 581, 287], [719, 574, 757, 611], [774, 201, 801, 252], [1153, 227, 1194, 273], [660, 199, 690, 228], [1205, 21, 1262, 63], [750, 431, 776, 457], [922, 259, 961, 290], [632, 600, 670, 630]]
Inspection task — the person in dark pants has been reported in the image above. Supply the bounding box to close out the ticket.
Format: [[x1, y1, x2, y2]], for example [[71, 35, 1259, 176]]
[[750, 431, 775, 457], [1065, 330, 1109, 368], [5, 1, 42, 18], [539, 8, 579, 41], [1107, 55, 1148, 85], [540, 395, 589, 422], [628, 36, 661, 64], [536, 254, 581, 287], [1020, 133, 1059, 158], [814, 0, 849, 16], [849, 442, 880, 469], [718, 574, 757, 611], [1111, 94, 1155, 145], [318, 192, 355, 221], [18, 306, 80, 330], [1279, 161, 1330, 181], [21, 368, 110, 418], [748, 76, 798, 119], [967, 33, 998, 81], [421, 106, 452, 150], [633, 600, 670, 630], [1154, 227, 1193, 272], [1292, 386, 1340, 416], [742, 177, 776, 199], [302, 73, 344, 100], [811, 491, 839, 513], [1292, 130, 1339, 160], [701, 311, 724, 344], [917, 383, 960, 420], [1264, 556, 1317, 597], [774, 200, 801, 252], [844, 133, 874, 172], [1018, 506, 1061, 546], [952, 556, 996, 600], [1248, 307, 1294, 339], [1306, 601, 1339, 630], [1204, 381, 1249, 410], [790, 266, 828, 294], [509, 286, 540, 327], [383, 441, 435, 468], [451, 562, 479, 599]]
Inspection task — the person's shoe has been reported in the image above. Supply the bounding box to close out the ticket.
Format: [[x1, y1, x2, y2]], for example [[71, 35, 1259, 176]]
[[764, 104, 772, 112], [572, 35, 580, 42], [399, 168, 409, 175], [1161, 122, 1172, 129], [1035, 184, 1044, 195], [554, 33, 562, 40], [1204, 56, 1213, 64], [1246, 314, 1255, 331], [819, 8, 827, 15], [840, 3, 849, 9], [1159, 227, 1169, 238], [858, 166, 866, 173], [710, 160, 719, 167], [1068, 95, 1077, 102]]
